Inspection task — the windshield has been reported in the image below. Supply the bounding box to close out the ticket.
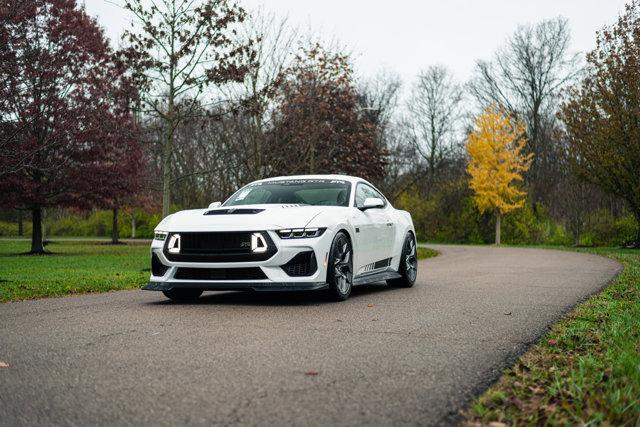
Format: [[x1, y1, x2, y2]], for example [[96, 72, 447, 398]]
[[224, 179, 351, 207]]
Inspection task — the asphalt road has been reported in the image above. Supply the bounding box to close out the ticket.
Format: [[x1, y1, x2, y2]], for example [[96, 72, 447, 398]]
[[0, 245, 621, 426]]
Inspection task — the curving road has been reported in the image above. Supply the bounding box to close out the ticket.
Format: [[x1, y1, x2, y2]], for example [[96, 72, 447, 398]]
[[0, 245, 621, 426]]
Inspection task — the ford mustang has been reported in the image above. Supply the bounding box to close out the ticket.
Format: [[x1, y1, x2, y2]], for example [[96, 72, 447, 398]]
[[144, 175, 417, 301]]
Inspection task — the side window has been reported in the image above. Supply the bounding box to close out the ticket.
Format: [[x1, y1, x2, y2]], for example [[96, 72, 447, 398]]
[[355, 183, 385, 208]]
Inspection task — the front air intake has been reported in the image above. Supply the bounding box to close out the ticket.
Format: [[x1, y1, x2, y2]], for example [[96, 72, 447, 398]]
[[281, 251, 317, 277], [151, 253, 169, 277], [175, 267, 267, 281]]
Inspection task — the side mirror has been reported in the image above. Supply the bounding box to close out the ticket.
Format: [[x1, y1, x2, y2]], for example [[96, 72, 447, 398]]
[[359, 197, 384, 211], [208, 201, 222, 210]]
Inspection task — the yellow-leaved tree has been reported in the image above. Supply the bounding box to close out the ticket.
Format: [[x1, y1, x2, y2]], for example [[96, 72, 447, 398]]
[[466, 105, 533, 245]]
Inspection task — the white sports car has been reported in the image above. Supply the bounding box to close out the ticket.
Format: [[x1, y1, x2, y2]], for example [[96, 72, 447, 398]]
[[144, 175, 418, 301]]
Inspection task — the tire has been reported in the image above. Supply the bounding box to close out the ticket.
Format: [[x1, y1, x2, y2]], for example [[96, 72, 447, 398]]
[[387, 233, 417, 288], [162, 288, 203, 301], [326, 231, 353, 301]]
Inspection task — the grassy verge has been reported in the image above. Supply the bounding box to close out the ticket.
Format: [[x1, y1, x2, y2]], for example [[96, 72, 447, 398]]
[[0, 240, 149, 302], [417, 247, 439, 260], [463, 247, 640, 426], [0, 241, 440, 303]]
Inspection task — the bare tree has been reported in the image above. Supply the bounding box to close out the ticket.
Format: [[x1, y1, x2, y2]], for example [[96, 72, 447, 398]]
[[358, 69, 402, 135], [406, 65, 464, 195], [357, 70, 402, 189], [228, 8, 300, 180], [121, 0, 254, 217], [469, 17, 580, 202]]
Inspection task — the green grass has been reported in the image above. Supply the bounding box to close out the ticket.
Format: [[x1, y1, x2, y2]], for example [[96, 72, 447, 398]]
[[417, 247, 439, 260], [0, 240, 149, 302], [463, 247, 640, 426], [0, 240, 439, 303]]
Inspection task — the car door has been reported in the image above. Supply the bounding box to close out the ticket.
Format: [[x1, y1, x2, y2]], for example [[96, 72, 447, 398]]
[[352, 183, 395, 275]]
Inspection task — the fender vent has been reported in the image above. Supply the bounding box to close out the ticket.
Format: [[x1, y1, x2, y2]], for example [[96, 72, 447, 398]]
[[281, 251, 317, 277]]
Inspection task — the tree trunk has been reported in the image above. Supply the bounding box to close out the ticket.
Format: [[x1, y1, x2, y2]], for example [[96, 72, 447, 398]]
[[111, 207, 119, 244], [42, 207, 46, 241], [161, 126, 173, 218], [495, 212, 502, 246], [131, 216, 136, 239], [17, 210, 23, 236], [30, 207, 44, 254], [634, 211, 640, 248]]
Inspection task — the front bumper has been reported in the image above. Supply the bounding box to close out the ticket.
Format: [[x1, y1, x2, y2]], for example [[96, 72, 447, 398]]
[[144, 229, 333, 292]]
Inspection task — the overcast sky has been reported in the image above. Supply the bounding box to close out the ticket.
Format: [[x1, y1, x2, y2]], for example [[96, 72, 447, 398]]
[[85, 0, 629, 85]]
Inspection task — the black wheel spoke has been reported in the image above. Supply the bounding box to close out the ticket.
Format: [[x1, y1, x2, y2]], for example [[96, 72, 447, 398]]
[[332, 235, 352, 296]]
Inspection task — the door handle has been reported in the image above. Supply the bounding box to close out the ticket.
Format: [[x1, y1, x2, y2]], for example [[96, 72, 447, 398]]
[[386, 222, 393, 227]]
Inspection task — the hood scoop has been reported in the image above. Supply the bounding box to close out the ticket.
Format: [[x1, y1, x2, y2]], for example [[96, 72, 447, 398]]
[[204, 208, 265, 215]]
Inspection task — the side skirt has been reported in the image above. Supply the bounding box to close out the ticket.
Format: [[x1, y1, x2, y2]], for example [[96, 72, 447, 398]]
[[352, 268, 401, 286]]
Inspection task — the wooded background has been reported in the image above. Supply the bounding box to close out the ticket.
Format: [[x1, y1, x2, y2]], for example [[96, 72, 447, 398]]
[[1, 0, 639, 252]]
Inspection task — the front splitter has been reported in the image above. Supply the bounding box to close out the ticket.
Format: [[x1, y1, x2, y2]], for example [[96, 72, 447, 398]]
[[143, 281, 328, 292]]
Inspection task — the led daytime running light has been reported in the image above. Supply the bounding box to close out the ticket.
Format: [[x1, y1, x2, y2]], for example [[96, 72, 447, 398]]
[[277, 228, 326, 239]]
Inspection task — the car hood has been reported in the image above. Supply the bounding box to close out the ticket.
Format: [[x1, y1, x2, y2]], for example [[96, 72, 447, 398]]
[[156, 204, 336, 232]]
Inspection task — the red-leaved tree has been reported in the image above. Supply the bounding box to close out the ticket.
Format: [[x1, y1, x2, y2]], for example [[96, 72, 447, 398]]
[[0, 0, 145, 253], [268, 44, 387, 182]]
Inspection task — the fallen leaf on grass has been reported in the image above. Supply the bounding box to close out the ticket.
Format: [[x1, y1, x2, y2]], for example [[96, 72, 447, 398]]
[[488, 422, 508, 427], [529, 386, 544, 395], [547, 339, 558, 346], [304, 370, 319, 376], [0, 361, 9, 368], [506, 396, 524, 410]]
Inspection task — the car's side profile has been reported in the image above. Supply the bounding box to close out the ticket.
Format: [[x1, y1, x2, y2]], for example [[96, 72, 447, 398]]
[[144, 175, 417, 301]]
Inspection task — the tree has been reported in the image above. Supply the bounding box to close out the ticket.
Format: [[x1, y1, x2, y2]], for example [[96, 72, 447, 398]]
[[560, 1, 640, 247], [0, 0, 142, 253], [121, 0, 254, 218], [406, 65, 464, 195], [357, 70, 402, 192], [469, 18, 579, 204], [466, 105, 533, 245], [269, 44, 387, 182], [226, 8, 299, 180]]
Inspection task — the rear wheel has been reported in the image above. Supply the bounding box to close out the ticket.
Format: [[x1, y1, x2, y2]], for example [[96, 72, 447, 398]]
[[387, 233, 417, 288], [326, 232, 353, 301], [162, 288, 203, 301]]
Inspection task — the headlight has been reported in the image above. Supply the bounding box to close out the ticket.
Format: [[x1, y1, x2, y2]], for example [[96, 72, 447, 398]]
[[154, 231, 168, 241], [277, 228, 326, 239]]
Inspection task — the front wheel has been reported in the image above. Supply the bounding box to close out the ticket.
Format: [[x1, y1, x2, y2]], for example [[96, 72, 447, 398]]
[[162, 288, 203, 301], [326, 231, 353, 301], [387, 233, 417, 288]]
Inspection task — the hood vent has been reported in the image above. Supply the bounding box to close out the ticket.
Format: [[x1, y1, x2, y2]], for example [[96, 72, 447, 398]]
[[204, 208, 265, 215]]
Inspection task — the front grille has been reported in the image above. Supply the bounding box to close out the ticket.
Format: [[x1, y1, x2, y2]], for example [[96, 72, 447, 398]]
[[151, 253, 169, 277], [281, 251, 317, 277], [175, 267, 267, 281], [164, 231, 277, 262]]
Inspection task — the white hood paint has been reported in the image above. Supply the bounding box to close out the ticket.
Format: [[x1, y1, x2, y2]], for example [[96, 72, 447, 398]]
[[157, 204, 343, 232]]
